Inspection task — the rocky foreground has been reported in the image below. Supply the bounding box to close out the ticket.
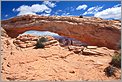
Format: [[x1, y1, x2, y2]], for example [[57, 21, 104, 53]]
[[1, 15, 121, 81], [1, 33, 121, 81]]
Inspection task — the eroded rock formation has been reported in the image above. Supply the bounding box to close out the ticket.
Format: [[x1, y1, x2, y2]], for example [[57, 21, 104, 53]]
[[13, 34, 59, 48], [1, 34, 121, 81], [1, 27, 8, 37], [1, 14, 121, 49]]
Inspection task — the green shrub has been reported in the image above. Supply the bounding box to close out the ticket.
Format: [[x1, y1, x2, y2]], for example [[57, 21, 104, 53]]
[[36, 37, 48, 48], [104, 65, 116, 77], [110, 53, 121, 68]]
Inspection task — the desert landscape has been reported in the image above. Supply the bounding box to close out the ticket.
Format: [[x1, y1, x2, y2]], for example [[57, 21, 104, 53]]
[[1, 14, 121, 81]]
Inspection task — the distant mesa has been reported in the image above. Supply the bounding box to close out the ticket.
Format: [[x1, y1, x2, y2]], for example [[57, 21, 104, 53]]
[[1, 14, 121, 49]]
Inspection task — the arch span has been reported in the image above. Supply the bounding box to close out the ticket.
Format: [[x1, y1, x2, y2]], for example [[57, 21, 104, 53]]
[[1, 15, 121, 49]]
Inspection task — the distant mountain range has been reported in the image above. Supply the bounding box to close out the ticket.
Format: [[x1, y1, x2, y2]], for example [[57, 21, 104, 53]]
[[53, 35, 88, 47]]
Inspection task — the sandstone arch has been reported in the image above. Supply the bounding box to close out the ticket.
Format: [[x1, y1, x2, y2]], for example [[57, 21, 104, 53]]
[[1, 15, 121, 49]]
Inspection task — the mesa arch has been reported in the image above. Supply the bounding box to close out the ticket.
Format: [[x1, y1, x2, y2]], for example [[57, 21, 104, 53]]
[[1, 14, 121, 49]]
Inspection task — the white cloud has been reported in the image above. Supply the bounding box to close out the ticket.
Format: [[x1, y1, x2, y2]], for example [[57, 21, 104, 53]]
[[15, 4, 52, 16], [43, 1, 56, 8], [12, 8, 15, 11], [40, 13, 50, 16], [61, 13, 70, 16], [76, 4, 87, 10], [70, 7, 75, 11], [31, 4, 51, 13], [113, 4, 121, 8], [52, 7, 74, 16], [57, 10, 62, 12], [14, 1, 56, 16], [83, 6, 103, 15], [54, 10, 63, 15], [45, 9, 52, 14], [5, 14, 8, 17], [94, 6, 121, 19]]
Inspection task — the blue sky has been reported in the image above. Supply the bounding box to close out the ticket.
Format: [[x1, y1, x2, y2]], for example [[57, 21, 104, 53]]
[[1, 1, 121, 20]]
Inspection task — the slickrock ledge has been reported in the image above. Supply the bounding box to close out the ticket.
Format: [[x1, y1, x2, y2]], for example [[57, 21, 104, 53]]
[[1, 34, 121, 81], [1, 14, 121, 49]]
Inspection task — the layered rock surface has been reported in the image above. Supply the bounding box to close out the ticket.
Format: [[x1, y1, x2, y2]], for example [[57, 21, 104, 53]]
[[1, 34, 121, 81], [1, 27, 8, 37], [1, 14, 121, 49], [13, 34, 58, 48]]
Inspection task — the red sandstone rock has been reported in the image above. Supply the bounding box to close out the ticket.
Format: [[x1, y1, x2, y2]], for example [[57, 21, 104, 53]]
[[87, 46, 98, 49], [1, 27, 8, 37], [68, 46, 84, 54], [1, 14, 121, 49], [45, 36, 55, 41], [82, 47, 115, 56], [1, 33, 121, 81], [13, 34, 59, 48]]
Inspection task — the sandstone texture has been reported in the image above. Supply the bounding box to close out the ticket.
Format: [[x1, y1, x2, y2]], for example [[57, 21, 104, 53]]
[[13, 34, 58, 48], [1, 15, 121, 81], [1, 34, 121, 81], [1, 14, 121, 49], [1, 27, 8, 37]]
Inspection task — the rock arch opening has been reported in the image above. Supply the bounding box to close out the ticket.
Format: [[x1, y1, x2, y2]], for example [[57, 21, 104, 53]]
[[20, 30, 88, 47], [21, 30, 60, 37]]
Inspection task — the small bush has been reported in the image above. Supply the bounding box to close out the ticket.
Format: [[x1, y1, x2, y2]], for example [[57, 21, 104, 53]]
[[104, 65, 116, 77], [79, 15, 83, 18], [110, 53, 121, 68], [36, 37, 48, 48], [38, 37, 48, 42]]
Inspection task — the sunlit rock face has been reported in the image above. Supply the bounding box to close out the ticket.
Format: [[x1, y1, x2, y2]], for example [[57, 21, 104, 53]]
[[1, 27, 8, 37], [1, 14, 121, 49]]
